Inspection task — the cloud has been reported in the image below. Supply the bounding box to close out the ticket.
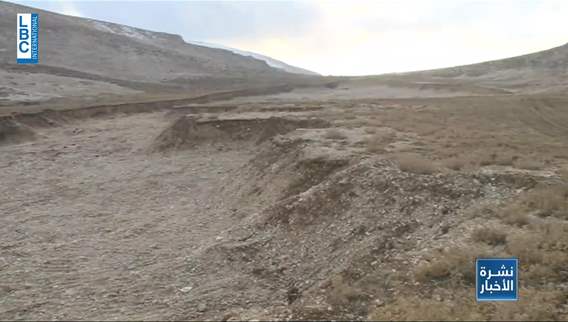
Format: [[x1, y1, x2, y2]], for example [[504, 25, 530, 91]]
[[225, 0, 568, 75], [15, 0, 84, 17], [58, 2, 83, 17], [176, 1, 319, 42]]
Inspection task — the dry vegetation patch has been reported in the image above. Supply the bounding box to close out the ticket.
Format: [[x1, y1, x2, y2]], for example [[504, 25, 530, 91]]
[[370, 288, 566, 321], [415, 247, 486, 285], [522, 184, 568, 219], [477, 151, 517, 167], [369, 293, 486, 321], [394, 182, 568, 320], [326, 275, 366, 307], [395, 153, 439, 175], [441, 156, 470, 171], [499, 204, 531, 227], [471, 227, 508, 245], [364, 130, 396, 154]]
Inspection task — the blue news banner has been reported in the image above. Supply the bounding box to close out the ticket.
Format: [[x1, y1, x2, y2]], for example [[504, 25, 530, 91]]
[[476, 258, 518, 301]]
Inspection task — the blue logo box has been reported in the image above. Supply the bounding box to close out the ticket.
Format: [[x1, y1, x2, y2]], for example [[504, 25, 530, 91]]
[[17, 13, 39, 64], [476, 258, 518, 301]]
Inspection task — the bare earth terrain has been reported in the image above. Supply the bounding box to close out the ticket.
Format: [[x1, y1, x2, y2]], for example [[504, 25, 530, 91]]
[[1, 2, 568, 320], [1, 82, 568, 320]]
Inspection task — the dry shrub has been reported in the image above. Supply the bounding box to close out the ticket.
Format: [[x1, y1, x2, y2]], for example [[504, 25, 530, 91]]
[[379, 220, 568, 320], [491, 289, 566, 321], [505, 231, 543, 265], [415, 247, 482, 285], [365, 132, 395, 154], [324, 128, 347, 140], [326, 275, 364, 307], [506, 223, 568, 284], [395, 154, 439, 175], [368, 293, 485, 321], [476, 152, 517, 167], [370, 288, 566, 321], [442, 156, 469, 171], [522, 185, 568, 219], [500, 204, 530, 227], [471, 227, 507, 245], [365, 138, 386, 154]]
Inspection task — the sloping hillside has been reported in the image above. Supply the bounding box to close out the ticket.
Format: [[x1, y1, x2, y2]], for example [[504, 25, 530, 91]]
[[0, 1, 327, 107], [426, 42, 568, 77], [0, 1, 293, 83], [404, 42, 568, 94], [188, 41, 318, 76]]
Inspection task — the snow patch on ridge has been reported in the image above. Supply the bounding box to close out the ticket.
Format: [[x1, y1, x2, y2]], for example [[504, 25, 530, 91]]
[[188, 41, 318, 75]]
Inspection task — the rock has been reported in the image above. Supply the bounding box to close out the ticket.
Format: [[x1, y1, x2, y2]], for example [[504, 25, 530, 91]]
[[197, 303, 207, 312], [222, 312, 235, 321], [180, 286, 193, 293]]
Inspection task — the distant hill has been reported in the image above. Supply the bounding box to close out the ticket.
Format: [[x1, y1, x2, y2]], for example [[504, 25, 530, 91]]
[[0, 1, 306, 83], [403, 42, 568, 94], [187, 41, 318, 76]]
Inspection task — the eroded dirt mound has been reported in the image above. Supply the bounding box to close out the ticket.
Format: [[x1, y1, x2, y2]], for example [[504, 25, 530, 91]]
[[149, 116, 330, 152], [192, 154, 532, 320], [230, 136, 352, 207], [0, 118, 37, 146]]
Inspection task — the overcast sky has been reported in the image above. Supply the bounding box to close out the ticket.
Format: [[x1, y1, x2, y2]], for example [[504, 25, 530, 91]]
[[12, 0, 568, 76]]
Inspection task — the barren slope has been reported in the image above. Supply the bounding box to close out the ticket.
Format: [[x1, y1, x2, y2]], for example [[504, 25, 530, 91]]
[[395, 42, 568, 94], [0, 1, 324, 107], [1, 90, 568, 320], [0, 1, 288, 82]]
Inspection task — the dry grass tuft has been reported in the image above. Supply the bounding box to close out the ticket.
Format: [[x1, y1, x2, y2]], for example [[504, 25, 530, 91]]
[[369, 288, 566, 321], [471, 227, 507, 245], [506, 222, 568, 284], [364, 132, 396, 154], [368, 293, 485, 321], [491, 288, 565, 321], [395, 154, 439, 175], [415, 247, 482, 285], [522, 185, 568, 219], [326, 275, 364, 307], [441, 156, 469, 171], [499, 204, 530, 227], [477, 152, 516, 167]]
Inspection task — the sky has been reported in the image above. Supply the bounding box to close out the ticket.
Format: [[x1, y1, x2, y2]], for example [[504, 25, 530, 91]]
[[12, 0, 568, 76]]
